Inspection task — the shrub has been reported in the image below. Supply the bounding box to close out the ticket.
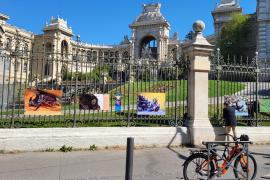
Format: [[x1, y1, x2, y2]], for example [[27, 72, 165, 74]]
[[45, 148, 54, 152], [60, 145, 73, 152], [89, 144, 97, 151]]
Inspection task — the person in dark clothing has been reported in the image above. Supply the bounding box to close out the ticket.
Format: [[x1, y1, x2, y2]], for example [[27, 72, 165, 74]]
[[223, 102, 237, 140]]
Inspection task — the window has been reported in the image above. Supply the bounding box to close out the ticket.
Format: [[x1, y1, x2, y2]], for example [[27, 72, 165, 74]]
[[44, 63, 50, 76], [87, 51, 92, 61], [23, 62, 28, 73], [6, 38, 11, 50], [61, 40, 68, 58], [24, 43, 29, 54], [0, 35, 3, 48], [122, 51, 129, 62]]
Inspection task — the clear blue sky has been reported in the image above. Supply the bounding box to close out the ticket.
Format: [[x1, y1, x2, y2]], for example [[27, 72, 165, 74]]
[[0, 0, 256, 45]]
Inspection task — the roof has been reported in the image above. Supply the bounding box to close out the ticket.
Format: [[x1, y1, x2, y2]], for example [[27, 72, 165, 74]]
[[43, 17, 72, 36], [130, 3, 169, 28], [0, 25, 4, 34], [0, 13, 9, 21], [213, 0, 241, 13]]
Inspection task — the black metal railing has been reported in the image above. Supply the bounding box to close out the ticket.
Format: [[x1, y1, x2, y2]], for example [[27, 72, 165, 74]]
[[0, 49, 188, 128], [209, 49, 270, 127]]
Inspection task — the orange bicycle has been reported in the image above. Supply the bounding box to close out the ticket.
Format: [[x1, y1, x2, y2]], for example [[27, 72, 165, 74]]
[[183, 134, 257, 180]]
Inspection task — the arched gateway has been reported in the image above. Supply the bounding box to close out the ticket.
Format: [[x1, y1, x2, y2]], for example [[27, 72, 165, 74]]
[[130, 3, 170, 61]]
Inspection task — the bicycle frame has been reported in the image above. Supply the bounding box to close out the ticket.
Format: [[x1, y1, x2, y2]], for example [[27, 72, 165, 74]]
[[202, 140, 252, 179]]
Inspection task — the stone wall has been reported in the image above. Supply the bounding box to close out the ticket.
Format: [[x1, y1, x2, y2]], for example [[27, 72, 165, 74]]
[[0, 127, 269, 151]]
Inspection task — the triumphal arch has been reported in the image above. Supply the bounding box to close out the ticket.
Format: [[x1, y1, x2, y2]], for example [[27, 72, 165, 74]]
[[130, 3, 174, 61]]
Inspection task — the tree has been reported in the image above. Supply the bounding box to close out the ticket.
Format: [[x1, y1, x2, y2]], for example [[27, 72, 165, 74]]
[[185, 31, 195, 41], [217, 13, 250, 59]]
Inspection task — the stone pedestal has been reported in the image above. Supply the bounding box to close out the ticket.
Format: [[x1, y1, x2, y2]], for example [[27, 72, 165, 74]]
[[183, 21, 215, 146]]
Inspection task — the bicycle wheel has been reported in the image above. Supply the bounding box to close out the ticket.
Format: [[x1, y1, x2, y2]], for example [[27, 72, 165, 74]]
[[183, 153, 215, 180], [233, 153, 257, 180]]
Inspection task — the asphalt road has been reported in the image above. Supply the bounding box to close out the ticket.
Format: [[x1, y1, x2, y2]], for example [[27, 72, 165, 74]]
[[0, 145, 269, 180]]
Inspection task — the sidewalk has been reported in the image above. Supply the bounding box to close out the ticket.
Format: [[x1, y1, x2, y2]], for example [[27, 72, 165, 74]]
[[0, 145, 269, 180]]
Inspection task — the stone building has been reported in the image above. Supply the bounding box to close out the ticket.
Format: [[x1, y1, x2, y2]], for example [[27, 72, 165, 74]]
[[212, 0, 270, 59], [257, 0, 270, 60], [0, 3, 181, 84], [212, 0, 242, 38], [0, 13, 33, 83], [130, 3, 180, 61]]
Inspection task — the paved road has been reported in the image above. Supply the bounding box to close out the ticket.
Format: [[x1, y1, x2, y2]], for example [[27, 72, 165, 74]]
[[0, 145, 269, 180]]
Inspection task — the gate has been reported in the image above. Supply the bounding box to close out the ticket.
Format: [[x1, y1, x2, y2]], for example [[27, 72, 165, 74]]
[[0, 49, 188, 128], [209, 49, 270, 126]]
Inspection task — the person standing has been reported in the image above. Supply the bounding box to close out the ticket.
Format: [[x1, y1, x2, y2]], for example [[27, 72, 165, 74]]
[[223, 101, 237, 140]]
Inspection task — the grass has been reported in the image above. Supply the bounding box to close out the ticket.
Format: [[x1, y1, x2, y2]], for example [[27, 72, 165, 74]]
[[0, 106, 186, 128], [1, 80, 261, 128], [3, 103, 269, 128], [1, 80, 245, 114], [109, 80, 245, 105]]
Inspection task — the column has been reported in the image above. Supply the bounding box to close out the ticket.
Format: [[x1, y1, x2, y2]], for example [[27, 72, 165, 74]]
[[182, 20, 215, 145]]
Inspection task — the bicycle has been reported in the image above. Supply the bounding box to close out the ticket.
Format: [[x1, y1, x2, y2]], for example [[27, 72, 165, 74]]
[[183, 134, 257, 180]]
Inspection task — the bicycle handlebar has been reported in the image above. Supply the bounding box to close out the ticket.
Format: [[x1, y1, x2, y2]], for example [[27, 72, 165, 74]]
[[201, 133, 253, 145], [218, 133, 238, 141]]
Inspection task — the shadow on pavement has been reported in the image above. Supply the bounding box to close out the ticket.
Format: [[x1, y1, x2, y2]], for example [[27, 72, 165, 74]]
[[166, 127, 191, 161]]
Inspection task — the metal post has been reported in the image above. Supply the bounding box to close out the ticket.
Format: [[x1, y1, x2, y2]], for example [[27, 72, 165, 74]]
[[246, 143, 249, 179], [73, 35, 80, 127], [207, 143, 210, 178], [255, 52, 259, 127], [11, 53, 17, 128], [175, 61, 179, 126], [216, 48, 221, 122], [127, 60, 131, 127], [125, 137, 134, 180], [11, 31, 21, 128]]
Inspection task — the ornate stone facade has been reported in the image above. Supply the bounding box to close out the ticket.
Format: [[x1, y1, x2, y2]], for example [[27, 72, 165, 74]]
[[129, 3, 177, 61], [0, 13, 33, 83], [257, 0, 270, 59], [0, 3, 181, 83], [212, 0, 242, 39], [130, 4, 180, 61], [212, 0, 270, 59]]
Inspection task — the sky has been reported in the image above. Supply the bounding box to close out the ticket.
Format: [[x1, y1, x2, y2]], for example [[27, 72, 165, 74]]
[[0, 0, 256, 45]]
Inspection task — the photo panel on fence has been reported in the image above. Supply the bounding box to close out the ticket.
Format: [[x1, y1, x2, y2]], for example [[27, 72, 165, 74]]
[[224, 95, 249, 116], [24, 89, 62, 115], [137, 92, 165, 115], [114, 92, 122, 113], [235, 99, 249, 116], [259, 99, 270, 113], [79, 93, 109, 111]]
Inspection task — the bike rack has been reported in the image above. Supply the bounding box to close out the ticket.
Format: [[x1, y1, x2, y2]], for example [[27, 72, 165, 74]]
[[202, 140, 253, 180]]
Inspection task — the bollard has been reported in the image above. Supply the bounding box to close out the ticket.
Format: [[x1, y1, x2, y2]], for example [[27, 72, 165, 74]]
[[125, 137, 134, 180]]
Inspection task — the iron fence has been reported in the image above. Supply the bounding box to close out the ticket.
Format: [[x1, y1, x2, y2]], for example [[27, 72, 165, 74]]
[[209, 49, 270, 127], [0, 49, 188, 128]]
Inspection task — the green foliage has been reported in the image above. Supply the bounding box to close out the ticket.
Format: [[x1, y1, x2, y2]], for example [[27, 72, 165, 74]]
[[138, 69, 151, 81], [218, 13, 251, 59], [109, 80, 245, 105], [59, 145, 73, 152], [45, 148, 54, 152], [89, 144, 97, 151], [62, 65, 111, 82], [185, 30, 195, 41], [210, 114, 224, 127]]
